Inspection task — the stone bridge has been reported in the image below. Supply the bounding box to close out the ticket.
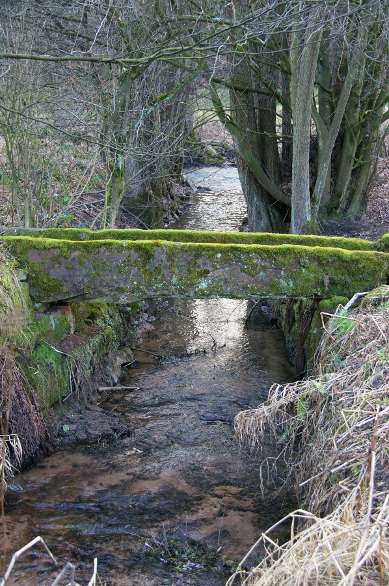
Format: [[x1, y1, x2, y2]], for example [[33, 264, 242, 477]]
[[1, 228, 388, 304]]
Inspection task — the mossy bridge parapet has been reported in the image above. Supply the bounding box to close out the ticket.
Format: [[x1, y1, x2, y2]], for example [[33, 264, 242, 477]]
[[1, 228, 388, 304]]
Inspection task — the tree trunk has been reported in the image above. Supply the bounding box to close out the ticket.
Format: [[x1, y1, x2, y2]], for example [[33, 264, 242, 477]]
[[311, 32, 365, 219], [281, 73, 292, 177], [346, 108, 385, 218], [211, 53, 288, 231], [24, 193, 33, 228], [334, 124, 361, 214], [316, 48, 332, 211], [256, 68, 281, 186], [103, 160, 125, 227], [290, 25, 322, 233], [237, 159, 284, 232], [101, 68, 131, 227], [281, 35, 292, 177]]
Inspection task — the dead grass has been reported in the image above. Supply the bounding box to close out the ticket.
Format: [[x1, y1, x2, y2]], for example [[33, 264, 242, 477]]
[[0, 249, 47, 501], [0, 535, 99, 585], [231, 292, 389, 585], [0, 246, 29, 342]]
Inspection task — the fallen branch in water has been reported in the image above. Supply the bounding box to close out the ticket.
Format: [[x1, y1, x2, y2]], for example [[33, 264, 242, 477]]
[[131, 347, 163, 359], [98, 385, 139, 392]]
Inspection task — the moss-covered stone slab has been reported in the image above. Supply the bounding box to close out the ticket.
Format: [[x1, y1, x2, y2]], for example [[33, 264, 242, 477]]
[[0, 227, 377, 250], [2, 236, 388, 303]]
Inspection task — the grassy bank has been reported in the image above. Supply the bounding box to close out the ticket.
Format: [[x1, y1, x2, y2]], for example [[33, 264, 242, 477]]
[[231, 287, 389, 585], [0, 247, 127, 473]]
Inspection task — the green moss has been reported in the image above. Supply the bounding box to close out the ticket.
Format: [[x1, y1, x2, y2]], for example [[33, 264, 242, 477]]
[[1, 251, 127, 414], [18, 302, 125, 412], [363, 284, 389, 300], [302, 296, 349, 367], [29, 266, 66, 299], [0, 257, 32, 342], [1, 227, 376, 251], [318, 296, 349, 313], [24, 341, 69, 411], [2, 236, 388, 302], [331, 315, 357, 335], [1, 237, 79, 300], [277, 295, 350, 371], [0, 263, 20, 299], [70, 301, 111, 327], [375, 233, 389, 252], [16, 313, 71, 351]]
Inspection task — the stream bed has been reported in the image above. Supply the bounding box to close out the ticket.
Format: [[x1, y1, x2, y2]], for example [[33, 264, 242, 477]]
[[3, 167, 294, 585]]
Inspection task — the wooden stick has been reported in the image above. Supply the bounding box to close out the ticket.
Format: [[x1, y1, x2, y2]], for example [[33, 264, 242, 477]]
[[97, 385, 139, 392], [1, 536, 57, 586], [132, 347, 162, 359]]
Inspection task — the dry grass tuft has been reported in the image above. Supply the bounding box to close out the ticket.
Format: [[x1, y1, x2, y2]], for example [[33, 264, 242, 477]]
[[0, 346, 48, 466], [0, 249, 47, 497], [0, 245, 29, 342], [231, 294, 389, 585]]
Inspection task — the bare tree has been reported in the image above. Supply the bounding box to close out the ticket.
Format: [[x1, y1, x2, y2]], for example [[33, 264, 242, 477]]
[[0, 0, 387, 233]]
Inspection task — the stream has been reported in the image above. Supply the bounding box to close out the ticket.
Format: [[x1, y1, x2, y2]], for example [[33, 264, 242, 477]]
[[3, 166, 294, 585]]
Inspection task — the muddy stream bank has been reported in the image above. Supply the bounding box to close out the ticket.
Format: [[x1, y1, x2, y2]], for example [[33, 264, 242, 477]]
[[3, 166, 295, 585]]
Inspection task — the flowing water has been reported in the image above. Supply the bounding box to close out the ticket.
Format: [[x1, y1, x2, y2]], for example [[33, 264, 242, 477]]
[[3, 167, 294, 585], [180, 166, 244, 231]]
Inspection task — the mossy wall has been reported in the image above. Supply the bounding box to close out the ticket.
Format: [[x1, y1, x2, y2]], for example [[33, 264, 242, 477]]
[[2, 235, 388, 304], [376, 233, 389, 252], [16, 303, 125, 414], [266, 295, 349, 372]]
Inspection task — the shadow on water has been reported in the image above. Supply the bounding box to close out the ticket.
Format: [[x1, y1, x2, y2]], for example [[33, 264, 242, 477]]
[[3, 167, 295, 585]]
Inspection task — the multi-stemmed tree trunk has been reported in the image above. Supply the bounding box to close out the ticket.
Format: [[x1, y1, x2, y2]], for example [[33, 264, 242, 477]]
[[211, 42, 290, 231], [229, 59, 285, 232], [334, 30, 388, 219], [97, 3, 195, 228], [0, 0, 387, 233], [211, 1, 387, 234], [289, 12, 323, 233]]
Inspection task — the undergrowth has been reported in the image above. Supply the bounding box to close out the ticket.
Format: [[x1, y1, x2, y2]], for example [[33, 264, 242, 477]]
[[0, 246, 47, 509], [231, 290, 389, 585], [0, 246, 29, 341]]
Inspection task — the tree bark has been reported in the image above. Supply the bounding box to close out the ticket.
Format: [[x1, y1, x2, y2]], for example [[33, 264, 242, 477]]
[[237, 158, 284, 232], [290, 23, 322, 233], [103, 160, 125, 227], [281, 34, 292, 177], [311, 31, 365, 219]]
